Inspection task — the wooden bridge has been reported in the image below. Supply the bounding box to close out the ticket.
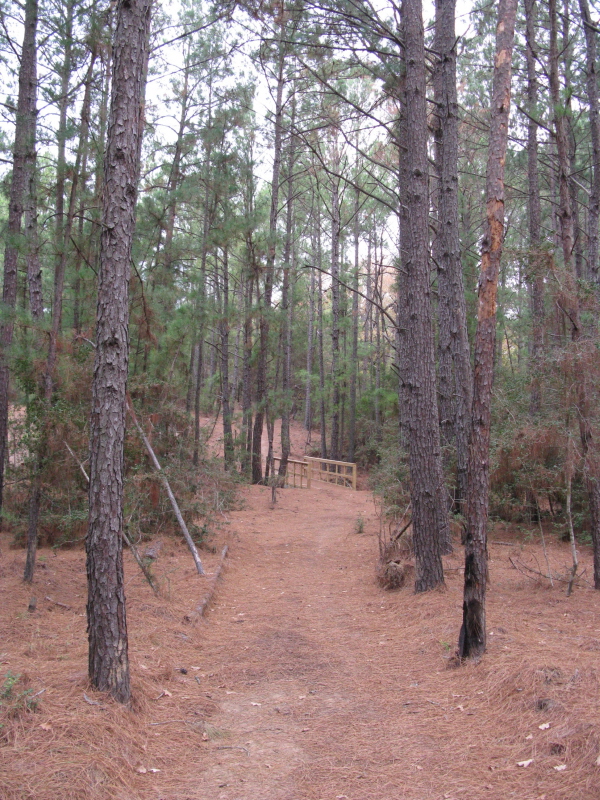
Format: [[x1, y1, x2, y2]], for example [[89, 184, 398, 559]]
[[271, 455, 357, 491]]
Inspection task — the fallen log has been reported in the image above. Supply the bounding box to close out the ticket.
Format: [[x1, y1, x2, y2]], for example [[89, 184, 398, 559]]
[[191, 544, 230, 621]]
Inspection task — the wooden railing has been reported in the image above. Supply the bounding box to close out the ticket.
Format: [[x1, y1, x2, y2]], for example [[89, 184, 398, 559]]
[[272, 455, 357, 490], [304, 456, 357, 490], [272, 457, 310, 488]]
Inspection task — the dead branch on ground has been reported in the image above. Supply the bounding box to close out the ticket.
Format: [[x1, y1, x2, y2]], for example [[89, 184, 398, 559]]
[[127, 395, 205, 576]]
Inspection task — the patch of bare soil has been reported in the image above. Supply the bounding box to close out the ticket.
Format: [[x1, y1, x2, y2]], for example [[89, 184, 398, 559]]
[[2, 447, 600, 799]]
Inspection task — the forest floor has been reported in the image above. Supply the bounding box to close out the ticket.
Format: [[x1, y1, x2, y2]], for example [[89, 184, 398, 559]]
[[1, 421, 600, 799]]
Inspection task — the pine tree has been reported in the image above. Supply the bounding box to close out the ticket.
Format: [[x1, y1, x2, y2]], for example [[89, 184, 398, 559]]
[[86, 0, 152, 703]]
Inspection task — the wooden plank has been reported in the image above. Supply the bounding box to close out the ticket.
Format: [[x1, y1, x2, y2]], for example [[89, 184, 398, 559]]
[[273, 456, 308, 489], [272, 455, 357, 490]]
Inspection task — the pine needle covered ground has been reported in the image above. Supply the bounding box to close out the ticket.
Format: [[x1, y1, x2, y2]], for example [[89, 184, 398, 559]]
[[1, 473, 600, 800]]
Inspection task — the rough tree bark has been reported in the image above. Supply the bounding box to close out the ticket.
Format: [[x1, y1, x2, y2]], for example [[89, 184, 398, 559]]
[[562, 5, 584, 282], [347, 184, 360, 462], [24, 45, 99, 584], [549, 0, 600, 589], [374, 251, 382, 439], [53, 0, 75, 332], [460, 0, 518, 659], [0, 0, 38, 522], [433, 6, 454, 465], [75, 18, 113, 335], [219, 247, 235, 469], [399, 0, 450, 591], [329, 170, 342, 461], [240, 143, 258, 474], [86, 0, 152, 703], [579, 0, 600, 283], [279, 92, 297, 478], [433, 0, 472, 511], [316, 208, 328, 458], [192, 83, 213, 468], [303, 244, 316, 438], [241, 258, 255, 476], [252, 17, 286, 483], [524, 0, 544, 416], [65, 33, 101, 334], [231, 276, 244, 404], [24, 16, 42, 326]]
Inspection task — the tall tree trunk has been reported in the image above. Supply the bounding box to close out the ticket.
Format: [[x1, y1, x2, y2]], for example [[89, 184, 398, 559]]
[[0, 0, 38, 521], [241, 144, 258, 474], [209, 314, 218, 389], [25, 168, 42, 321], [186, 339, 198, 414], [317, 219, 328, 459], [53, 0, 75, 331], [24, 44, 98, 584], [232, 276, 244, 406], [219, 248, 234, 469], [433, 0, 472, 510], [72, 83, 93, 336], [162, 43, 191, 282], [279, 93, 296, 477], [549, 0, 600, 588], [365, 231, 373, 352], [192, 330, 204, 463], [524, 0, 544, 416], [330, 174, 342, 461], [78, 20, 113, 332], [93, 36, 112, 224], [364, 233, 375, 418], [348, 185, 360, 462], [340, 250, 348, 455], [374, 256, 382, 438], [252, 28, 285, 484], [433, 47, 455, 464], [460, 0, 518, 658], [395, 215, 410, 448], [192, 138, 212, 467], [563, 3, 584, 283], [579, 0, 600, 282], [241, 266, 254, 477], [304, 246, 316, 437], [86, 0, 152, 703], [398, 0, 450, 592], [25, 16, 42, 329], [49, 47, 97, 392]]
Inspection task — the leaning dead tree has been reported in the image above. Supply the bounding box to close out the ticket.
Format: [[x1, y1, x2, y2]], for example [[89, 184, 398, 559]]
[[127, 396, 204, 575]]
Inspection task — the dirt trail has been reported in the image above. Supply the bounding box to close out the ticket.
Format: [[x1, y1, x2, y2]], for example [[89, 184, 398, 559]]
[[2, 422, 600, 799], [190, 482, 385, 800], [154, 480, 600, 800]]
